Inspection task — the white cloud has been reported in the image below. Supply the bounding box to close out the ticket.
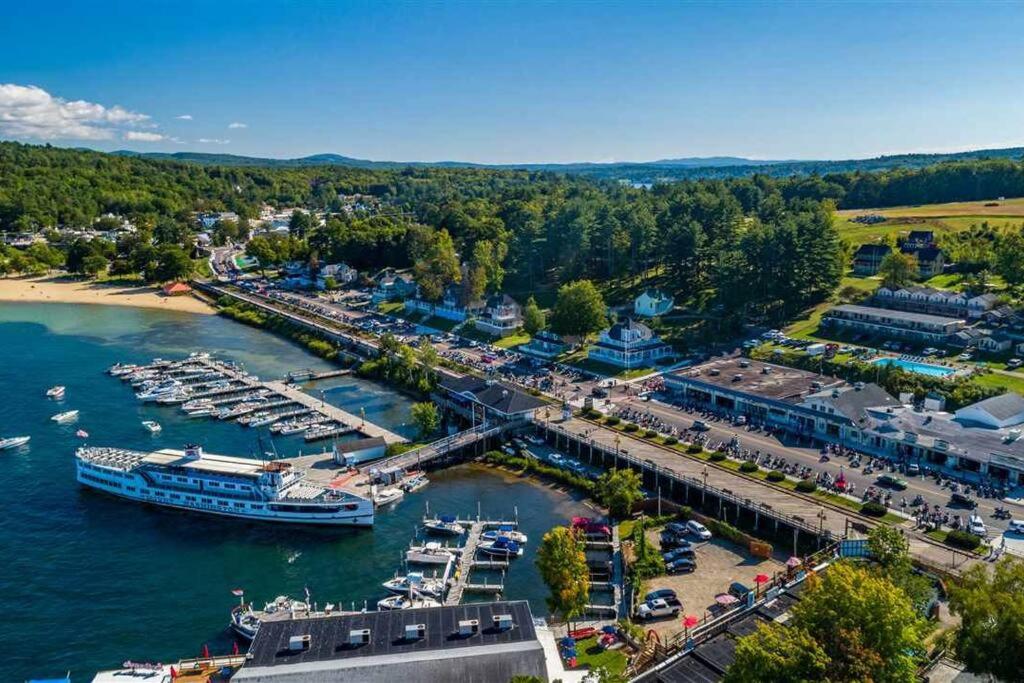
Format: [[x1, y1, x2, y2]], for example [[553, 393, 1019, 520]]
[[227, 122, 247, 129], [124, 131, 167, 142], [0, 83, 150, 140], [176, 114, 193, 120], [198, 138, 230, 145]]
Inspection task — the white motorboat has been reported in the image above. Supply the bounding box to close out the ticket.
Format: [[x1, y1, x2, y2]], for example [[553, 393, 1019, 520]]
[[406, 541, 456, 565], [478, 536, 523, 558], [141, 420, 162, 434], [108, 362, 138, 376], [381, 572, 446, 599], [373, 486, 404, 507], [482, 526, 528, 544], [46, 385, 65, 399], [0, 436, 30, 450], [51, 410, 80, 423], [423, 515, 465, 536], [376, 594, 442, 611], [230, 595, 310, 641], [402, 473, 429, 493]]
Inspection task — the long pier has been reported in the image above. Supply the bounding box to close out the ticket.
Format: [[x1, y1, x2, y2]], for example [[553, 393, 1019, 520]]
[[432, 516, 519, 606], [265, 380, 405, 444]]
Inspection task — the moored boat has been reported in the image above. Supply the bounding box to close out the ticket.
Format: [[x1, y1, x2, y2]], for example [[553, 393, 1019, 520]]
[[46, 385, 66, 399], [478, 535, 523, 558], [402, 473, 429, 493], [381, 571, 446, 599], [141, 420, 162, 434], [373, 486, 404, 507], [482, 525, 528, 544], [376, 594, 442, 611], [406, 541, 456, 565], [0, 435, 30, 450], [423, 514, 465, 536]]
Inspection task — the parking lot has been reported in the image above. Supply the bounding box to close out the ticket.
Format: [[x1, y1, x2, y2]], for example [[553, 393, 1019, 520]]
[[638, 523, 785, 636]]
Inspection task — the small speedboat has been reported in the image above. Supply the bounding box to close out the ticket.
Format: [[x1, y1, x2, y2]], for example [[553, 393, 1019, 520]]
[[51, 410, 80, 423], [230, 604, 261, 641], [142, 420, 162, 434], [406, 542, 456, 565], [0, 436, 30, 450], [377, 594, 442, 611], [108, 362, 138, 376], [402, 474, 429, 493], [478, 536, 523, 558], [382, 572, 446, 599], [46, 385, 65, 399], [373, 487, 404, 507], [482, 526, 528, 545], [423, 515, 465, 536], [76, 429, 89, 439]]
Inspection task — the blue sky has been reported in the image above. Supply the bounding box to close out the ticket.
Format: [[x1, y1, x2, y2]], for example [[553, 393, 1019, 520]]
[[2, 1, 1023, 163]]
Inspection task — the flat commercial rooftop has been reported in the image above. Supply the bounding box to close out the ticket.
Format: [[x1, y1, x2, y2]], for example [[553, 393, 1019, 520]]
[[830, 304, 965, 326], [142, 448, 269, 478], [244, 600, 537, 669], [667, 357, 843, 403]]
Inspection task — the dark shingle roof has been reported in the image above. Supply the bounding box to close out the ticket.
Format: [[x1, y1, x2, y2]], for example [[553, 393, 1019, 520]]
[[245, 600, 537, 668], [811, 384, 902, 424], [606, 318, 654, 342], [439, 375, 547, 416], [854, 243, 891, 257]]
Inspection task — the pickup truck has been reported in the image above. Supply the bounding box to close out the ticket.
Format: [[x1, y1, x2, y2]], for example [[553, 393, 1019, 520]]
[[636, 597, 682, 620]]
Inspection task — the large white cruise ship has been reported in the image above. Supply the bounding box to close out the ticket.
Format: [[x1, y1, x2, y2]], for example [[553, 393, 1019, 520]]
[[75, 444, 373, 526]]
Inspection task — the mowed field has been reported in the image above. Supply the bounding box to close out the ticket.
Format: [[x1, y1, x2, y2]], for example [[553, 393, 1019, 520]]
[[835, 197, 1024, 244]]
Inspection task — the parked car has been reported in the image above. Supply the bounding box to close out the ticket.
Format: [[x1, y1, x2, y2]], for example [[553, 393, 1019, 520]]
[[950, 492, 978, 508], [665, 558, 698, 574], [664, 522, 689, 536], [905, 463, 921, 476], [644, 588, 678, 603], [686, 520, 713, 541], [637, 597, 682, 620], [922, 347, 938, 356], [692, 420, 710, 432], [1008, 520, 1024, 534], [877, 474, 908, 490], [662, 546, 696, 562], [1009, 358, 1023, 369], [733, 415, 747, 426], [660, 531, 690, 549], [728, 581, 752, 599], [968, 515, 987, 537]]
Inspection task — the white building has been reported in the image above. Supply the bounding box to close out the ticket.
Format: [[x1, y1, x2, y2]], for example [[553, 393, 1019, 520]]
[[475, 294, 522, 337], [588, 318, 673, 369], [634, 289, 674, 318]]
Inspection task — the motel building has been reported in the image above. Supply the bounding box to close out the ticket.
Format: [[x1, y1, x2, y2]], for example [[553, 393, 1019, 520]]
[[664, 358, 1024, 485]]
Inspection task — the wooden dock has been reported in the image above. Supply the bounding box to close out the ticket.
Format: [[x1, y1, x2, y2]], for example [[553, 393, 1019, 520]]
[[266, 380, 406, 444]]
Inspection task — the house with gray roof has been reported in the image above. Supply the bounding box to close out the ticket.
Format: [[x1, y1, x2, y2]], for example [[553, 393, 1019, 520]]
[[588, 318, 673, 369]]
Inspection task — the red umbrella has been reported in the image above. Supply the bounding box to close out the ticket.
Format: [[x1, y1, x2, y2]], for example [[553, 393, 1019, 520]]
[[233, 640, 240, 655], [754, 573, 771, 584], [202, 643, 210, 658], [683, 614, 699, 628]]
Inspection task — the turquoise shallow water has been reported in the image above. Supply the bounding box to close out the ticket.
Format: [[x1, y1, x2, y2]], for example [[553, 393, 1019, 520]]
[[0, 303, 587, 680]]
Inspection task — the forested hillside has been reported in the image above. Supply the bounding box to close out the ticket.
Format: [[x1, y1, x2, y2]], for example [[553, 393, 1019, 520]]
[[5, 141, 1024, 327]]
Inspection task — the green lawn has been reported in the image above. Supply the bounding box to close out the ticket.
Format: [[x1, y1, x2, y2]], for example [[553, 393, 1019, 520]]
[[456, 324, 532, 349], [377, 301, 404, 315], [572, 636, 628, 677], [973, 371, 1024, 394]]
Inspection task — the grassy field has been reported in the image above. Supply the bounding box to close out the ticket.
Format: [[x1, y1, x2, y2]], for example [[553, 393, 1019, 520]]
[[836, 212, 1024, 245], [838, 197, 1024, 218], [572, 636, 628, 676]]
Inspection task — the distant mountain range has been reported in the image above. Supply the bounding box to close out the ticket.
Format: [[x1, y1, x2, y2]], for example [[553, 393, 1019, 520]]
[[112, 146, 1024, 181]]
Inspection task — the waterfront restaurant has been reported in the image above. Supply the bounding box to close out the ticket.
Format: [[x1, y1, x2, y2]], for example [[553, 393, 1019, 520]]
[[436, 374, 547, 426], [233, 601, 548, 683], [665, 357, 1024, 484]]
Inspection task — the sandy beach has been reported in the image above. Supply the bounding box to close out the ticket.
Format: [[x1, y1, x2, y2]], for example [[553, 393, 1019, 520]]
[[0, 276, 215, 315]]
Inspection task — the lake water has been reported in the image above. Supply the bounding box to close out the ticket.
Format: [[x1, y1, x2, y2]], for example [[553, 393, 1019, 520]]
[[0, 303, 588, 680]]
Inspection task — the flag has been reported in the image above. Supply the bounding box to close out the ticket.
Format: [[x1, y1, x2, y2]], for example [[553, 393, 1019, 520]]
[[233, 641, 240, 655], [231, 588, 244, 597], [202, 643, 210, 658]]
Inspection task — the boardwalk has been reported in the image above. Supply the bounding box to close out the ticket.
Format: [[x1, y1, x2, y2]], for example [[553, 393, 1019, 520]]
[[266, 380, 406, 444]]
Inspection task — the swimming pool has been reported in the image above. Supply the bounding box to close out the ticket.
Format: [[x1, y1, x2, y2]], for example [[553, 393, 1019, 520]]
[[871, 357, 956, 378]]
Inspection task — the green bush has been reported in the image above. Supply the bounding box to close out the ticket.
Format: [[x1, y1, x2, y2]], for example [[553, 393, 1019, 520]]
[[603, 416, 620, 426], [860, 501, 888, 517], [709, 451, 727, 462], [480, 451, 595, 496], [664, 436, 678, 446], [766, 470, 786, 482], [795, 479, 817, 493], [623, 423, 639, 433], [687, 444, 704, 454], [739, 461, 759, 473], [945, 529, 982, 551], [704, 518, 755, 547], [644, 429, 658, 438], [582, 408, 601, 419]]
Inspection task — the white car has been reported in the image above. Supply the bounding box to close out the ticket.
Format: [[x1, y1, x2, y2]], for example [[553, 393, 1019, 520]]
[[958, 353, 973, 361], [1009, 520, 1024, 534], [1008, 358, 1023, 369], [968, 515, 987, 537], [922, 347, 938, 356], [686, 520, 712, 541]]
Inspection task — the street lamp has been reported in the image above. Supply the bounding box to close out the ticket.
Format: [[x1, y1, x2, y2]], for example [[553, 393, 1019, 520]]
[[817, 509, 827, 536], [702, 465, 709, 506], [614, 435, 621, 470]]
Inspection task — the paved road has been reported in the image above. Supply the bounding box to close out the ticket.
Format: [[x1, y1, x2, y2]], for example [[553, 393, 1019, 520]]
[[544, 416, 979, 574], [616, 395, 1016, 538]]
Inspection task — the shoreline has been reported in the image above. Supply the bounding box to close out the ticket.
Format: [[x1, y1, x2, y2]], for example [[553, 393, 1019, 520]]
[[0, 276, 215, 315]]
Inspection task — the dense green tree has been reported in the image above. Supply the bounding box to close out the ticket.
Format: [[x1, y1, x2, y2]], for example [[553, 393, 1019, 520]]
[[550, 280, 606, 339], [409, 402, 440, 439], [522, 296, 546, 335], [878, 251, 919, 289], [536, 526, 590, 630], [949, 557, 1024, 682], [288, 210, 314, 239], [724, 623, 829, 683], [594, 468, 643, 518], [413, 228, 460, 301], [994, 229, 1024, 285], [146, 244, 194, 283]]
